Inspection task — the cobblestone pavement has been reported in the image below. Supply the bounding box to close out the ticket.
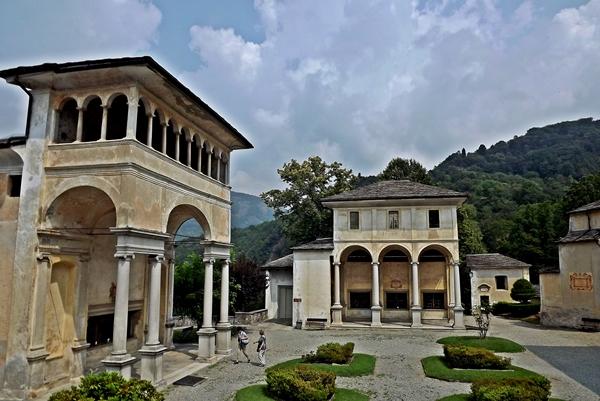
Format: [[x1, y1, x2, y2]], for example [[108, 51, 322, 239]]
[[164, 318, 599, 401]]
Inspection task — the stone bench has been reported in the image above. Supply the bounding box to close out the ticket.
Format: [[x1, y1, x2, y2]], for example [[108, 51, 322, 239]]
[[305, 318, 327, 330]]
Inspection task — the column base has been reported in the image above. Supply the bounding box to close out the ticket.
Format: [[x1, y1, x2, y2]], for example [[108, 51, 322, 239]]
[[370, 305, 382, 327], [139, 345, 167, 385], [411, 307, 423, 328], [27, 348, 50, 390], [101, 353, 136, 379], [197, 328, 217, 361], [216, 323, 232, 355], [71, 342, 90, 377], [164, 320, 175, 350], [331, 304, 343, 326], [453, 307, 465, 329]]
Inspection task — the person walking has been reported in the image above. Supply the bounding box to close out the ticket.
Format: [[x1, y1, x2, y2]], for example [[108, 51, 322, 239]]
[[235, 327, 251, 364], [254, 329, 267, 367]]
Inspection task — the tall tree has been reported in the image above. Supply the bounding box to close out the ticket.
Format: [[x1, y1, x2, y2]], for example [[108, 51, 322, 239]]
[[379, 157, 432, 184], [562, 172, 600, 212], [261, 156, 356, 245], [457, 204, 486, 260]]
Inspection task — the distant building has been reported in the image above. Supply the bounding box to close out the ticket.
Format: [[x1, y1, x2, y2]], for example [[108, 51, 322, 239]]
[[264, 180, 468, 329], [540, 200, 600, 330], [466, 253, 530, 308]]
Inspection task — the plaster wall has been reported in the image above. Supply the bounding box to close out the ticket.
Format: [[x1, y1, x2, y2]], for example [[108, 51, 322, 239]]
[[293, 250, 332, 327], [342, 261, 371, 320], [569, 210, 600, 231], [380, 262, 410, 321], [265, 269, 293, 320], [419, 261, 448, 320], [470, 268, 529, 307]]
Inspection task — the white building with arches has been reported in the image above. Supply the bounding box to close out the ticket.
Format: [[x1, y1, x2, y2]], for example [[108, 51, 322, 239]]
[[264, 180, 467, 329], [0, 57, 252, 399]]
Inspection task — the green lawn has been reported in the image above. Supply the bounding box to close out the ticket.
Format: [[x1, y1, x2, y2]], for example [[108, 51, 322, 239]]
[[436, 336, 525, 353], [267, 353, 376, 377], [421, 356, 543, 382], [235, 384, 369, 401], [437, 395, 565, 401]]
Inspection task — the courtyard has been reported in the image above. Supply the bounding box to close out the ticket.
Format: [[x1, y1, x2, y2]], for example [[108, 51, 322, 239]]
[[162, 317, 600, 401]]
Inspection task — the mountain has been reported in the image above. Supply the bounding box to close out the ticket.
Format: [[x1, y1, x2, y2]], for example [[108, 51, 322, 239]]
[[231, 191, 273, 229]]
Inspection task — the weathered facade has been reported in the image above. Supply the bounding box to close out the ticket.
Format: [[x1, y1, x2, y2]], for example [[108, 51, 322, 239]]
[[466, 253, 531, 308], [0, 57, 252, 399], [540, 200, 600, 330]]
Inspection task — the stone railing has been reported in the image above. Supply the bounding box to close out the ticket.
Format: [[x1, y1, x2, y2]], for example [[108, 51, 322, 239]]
[[234, 309, 268, 325]]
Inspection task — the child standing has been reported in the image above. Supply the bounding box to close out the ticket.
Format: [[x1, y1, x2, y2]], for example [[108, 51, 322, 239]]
[[235, 327, 251, 364], [255, 329, 267, 367]]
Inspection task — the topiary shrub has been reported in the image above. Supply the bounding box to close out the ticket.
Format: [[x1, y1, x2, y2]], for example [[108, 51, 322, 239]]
[[470, 376, 551, 401], [266, 366, 336, 401], [303, 342, 355, 364], [510, 279, 536, 304], [491, 301, 540, 317], [443, 345, 511, 370], [48, 372, 164, 401]]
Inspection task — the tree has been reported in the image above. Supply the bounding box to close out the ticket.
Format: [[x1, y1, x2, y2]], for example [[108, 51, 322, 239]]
[[510, 278, 536, 304], [457, 204, 486, 259], [472, 304, 491, 339], [562, 172, 600, 213], [231, 255, 266, 312], [378, 157, 432, 184], [261, 156, 356, 246]]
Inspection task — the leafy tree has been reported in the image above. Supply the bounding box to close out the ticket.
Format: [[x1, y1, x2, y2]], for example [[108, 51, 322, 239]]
[[232, 220, 290, 265], [378, 157, 432, 184], [562, 172, 600, 213], [510, 278, 536, 304], [457, 204, 486, 259], [261, 156, 356, 246], [231, 255, 266, 312]]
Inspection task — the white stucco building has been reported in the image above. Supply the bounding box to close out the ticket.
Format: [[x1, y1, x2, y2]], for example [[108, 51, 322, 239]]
[[264, 180, 468, 329]]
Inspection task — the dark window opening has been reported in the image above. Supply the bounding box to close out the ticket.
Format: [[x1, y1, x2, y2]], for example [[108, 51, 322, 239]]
[[191, 138, 200, 170], [388, 210, 399, 229], [151, 113, 163, 151], [82, 97, 102, 142], [349, 291, 371, 309], [423, 292, 445, 309], [428, 210, 440, 228], [419, 249, 446, 262], [179, 132, 189, 165], [382, 249, 409, 262], [201, 147, 209, 175], [210, 154, 219, 179], [165, 123, 176, 159], [385, 292, 408, 309], [106, 95, 128, 140], [220, 160, 227, 183], [480, 295, 490, 306], [347, 249, 372, 262], [8, 175, 21, 197], [86, 310, 139, 347], [495, 276, 508, 290], [349, 211, 360, 230], [136, 100, 149, 144], [56, 98, 78, 143]]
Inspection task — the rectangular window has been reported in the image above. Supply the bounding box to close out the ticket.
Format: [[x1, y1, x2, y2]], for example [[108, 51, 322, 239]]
[[86, 311, 139, 347], [388, 211, 399, 229], [349, 291, 371, 308], [495, 276, 508, 290], [423, 292, 445, 309], [480, 295, 490, 306], [385, 292, 408, 309], [8, 175, 21, 197], [349, 211, 360, 230], [428, 210, 440, 228]]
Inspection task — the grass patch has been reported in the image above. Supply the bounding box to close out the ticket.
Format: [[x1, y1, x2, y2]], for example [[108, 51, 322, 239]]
[[437, 336, 524, 353], [235, 384, 368, 401], [268, 353, 376, 377], [421, 356, 542, 383], [436, 395, 565, 401]]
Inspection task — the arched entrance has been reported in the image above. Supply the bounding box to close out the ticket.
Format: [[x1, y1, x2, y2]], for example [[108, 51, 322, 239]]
[[417, 246, 452, 320], [378, 246, 412, 322], [339, 246, 373, 322]]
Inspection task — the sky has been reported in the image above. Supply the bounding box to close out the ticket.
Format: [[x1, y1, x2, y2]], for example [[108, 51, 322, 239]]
[[1, 0, 599, 195]]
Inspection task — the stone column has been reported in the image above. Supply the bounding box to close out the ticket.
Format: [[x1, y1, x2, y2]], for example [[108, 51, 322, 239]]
[[207, 151, 213, 178], [187, 138, 192, 167], [27, 253, 52, 390], [100, 105, 108, 141], [448, 263, 455, 308], [102, 254, 136, 377], [75, 107, 83, 142], [411, 261, 422, 327], [216, 259, 232, 355], [164, 258, 175, 349], [125, 93, 138, 139], [197, 144, 203, 173], [331, 261, 342, 325], [198, 258, 217, 361], [216, 155, 221, 182], [225, 161, 230, 185], [140, 256, 167, 385], [371, 262, 382, 327], [161, 124, 167, 154], [71, 255, 91, 377], [175, 132, 181, 162], [146, 114, 153, 146], [452, 262, 465, 329]]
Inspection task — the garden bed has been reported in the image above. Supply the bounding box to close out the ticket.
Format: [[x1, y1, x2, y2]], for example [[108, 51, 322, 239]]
[[436, 336, 524, 353], [268, 353, 376, 377], [421, 356, 543, 382], [235, 384, 369, 401]]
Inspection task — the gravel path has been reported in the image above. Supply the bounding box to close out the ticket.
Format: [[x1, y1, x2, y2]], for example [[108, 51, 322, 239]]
[[164, 318, 599, 401]]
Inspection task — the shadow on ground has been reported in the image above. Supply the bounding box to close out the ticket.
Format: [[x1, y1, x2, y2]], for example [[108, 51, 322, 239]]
[[526, 345, 600, 396]]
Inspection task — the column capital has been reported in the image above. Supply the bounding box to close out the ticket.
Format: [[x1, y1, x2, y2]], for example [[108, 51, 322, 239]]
[[371, 261, 380, 267], [79, 253, 91, 263], [411, 261, 419, 266], [36, 252, 51, 263], [333, 261, 341, 267], [153, 255, 165, 264], [203, 257, 215, 265], [115, 253, 135, 261], [223, 258, 231, 265]]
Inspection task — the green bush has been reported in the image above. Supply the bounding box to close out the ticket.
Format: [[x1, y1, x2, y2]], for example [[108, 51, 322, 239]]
[[303, 342, 355, 364], [443, 345, 511, 370], [266, 366, 336, 401], [510, 279, 536, 304], [491, 302, 540, 317], [470, 377, 551, 401], [49, 372, 164, 401], [173, 327, 197, 343]]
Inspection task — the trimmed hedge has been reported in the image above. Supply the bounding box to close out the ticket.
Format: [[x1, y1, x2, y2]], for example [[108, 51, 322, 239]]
[[471, 377, 551, 401], [491, 302, 540, 317], [173, 327, 197, 343], [266, 366, 336, 401], [443, 345, 510, 370], [303, 342, 354, 364], [49, 372, 164, 401]]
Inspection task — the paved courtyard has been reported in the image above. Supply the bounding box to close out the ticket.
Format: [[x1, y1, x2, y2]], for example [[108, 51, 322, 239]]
[[164, 318, 600, 401]]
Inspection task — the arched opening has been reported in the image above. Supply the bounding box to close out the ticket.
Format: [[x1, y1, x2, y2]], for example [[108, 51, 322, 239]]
[[418, 247, 450, 316], [56, 98, 78, 143], [82, 96, 102, 142], [219, 158, 227, 183], [190, 136, 200, 170], [151, 110, 163, 152], [211, 153, 219, 180], [136, 99, 149, 144], [179, 129, 190, 166], [106, 94, 128, 140], [340, 246, 372, 321], [201, 144, 210, 175], [379, 246, 411, 322], [165, 122, 176, 160]]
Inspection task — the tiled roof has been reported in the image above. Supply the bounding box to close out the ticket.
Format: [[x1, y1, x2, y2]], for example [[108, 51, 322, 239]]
[[568, 200, 600, 214], [539, 265, 560, 274], [261, 254, 293, 269], [558, 229, 600, 244], [466, 253, 530, 269], [321, 180, 466, 202], [291, 237, 334, 251]]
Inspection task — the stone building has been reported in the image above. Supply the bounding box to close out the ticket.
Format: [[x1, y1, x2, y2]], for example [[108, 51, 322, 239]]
[[540, 200, 600, 330], [0, 57, 252, 399], [264, 180, 467, 328], [466, 253, 531, 308]]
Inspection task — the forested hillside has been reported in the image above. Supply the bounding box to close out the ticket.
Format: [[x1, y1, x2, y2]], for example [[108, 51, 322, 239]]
[[231, 191, 273, 228]]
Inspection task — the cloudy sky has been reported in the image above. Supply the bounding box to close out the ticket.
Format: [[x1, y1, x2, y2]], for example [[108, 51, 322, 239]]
[[1, 0, 599, 194]]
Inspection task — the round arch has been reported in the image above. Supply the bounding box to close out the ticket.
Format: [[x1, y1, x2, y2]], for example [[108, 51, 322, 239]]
[[44, 185, 117, 230], [165, 204, 212, 239], [45, 177, 120, 217], [377, 245, 412, 263], [106, 92, 128, 107], [338, 245, 373, 264], [417, 244, 455, 264]]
